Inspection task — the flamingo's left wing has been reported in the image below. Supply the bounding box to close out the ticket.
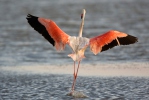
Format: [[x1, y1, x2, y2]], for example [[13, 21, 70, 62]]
[[89, 30, 138, 55]]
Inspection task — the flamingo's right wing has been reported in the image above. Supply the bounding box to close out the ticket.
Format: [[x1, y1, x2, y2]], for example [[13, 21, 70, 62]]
[[26, 14, 69, 51], [89, 30, 138, 55]]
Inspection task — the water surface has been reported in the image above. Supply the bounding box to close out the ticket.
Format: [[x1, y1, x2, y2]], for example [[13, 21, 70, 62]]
[[0, 73, 149, 100]]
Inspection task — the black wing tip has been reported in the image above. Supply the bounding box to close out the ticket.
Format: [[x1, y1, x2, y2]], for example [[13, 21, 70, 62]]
[[101, 34, 138, 52], [26, 14, 32, 19], [26, 14, 55, 46], [121, 34, 138, 45], [127, 34, 138, 43], [26, 14, 38, 20]]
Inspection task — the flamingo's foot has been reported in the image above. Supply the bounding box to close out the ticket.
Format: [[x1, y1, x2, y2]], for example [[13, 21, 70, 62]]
[[67, 90, 87, 98], [66, 89, 74, 96]]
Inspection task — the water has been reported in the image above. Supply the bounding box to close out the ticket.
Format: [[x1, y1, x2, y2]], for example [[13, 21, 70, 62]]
[[0, 0, 149, 99], [0, 73, 149, 100]]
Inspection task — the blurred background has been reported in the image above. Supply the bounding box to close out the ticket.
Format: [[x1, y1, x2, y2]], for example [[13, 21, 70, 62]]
[[0, 0, 149, 66]]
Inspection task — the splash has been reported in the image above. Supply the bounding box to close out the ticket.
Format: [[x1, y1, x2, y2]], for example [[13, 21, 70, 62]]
[[67, 91, 87, 98]]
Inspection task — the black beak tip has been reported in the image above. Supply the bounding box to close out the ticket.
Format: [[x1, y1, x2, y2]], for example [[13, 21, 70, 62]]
[[81, 14, 83, 19]]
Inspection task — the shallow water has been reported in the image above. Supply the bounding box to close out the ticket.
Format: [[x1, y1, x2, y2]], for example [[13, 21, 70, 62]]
[[0, 72, 149, 100], [0, 62, 149, 99], [0, 0, 149, 66]]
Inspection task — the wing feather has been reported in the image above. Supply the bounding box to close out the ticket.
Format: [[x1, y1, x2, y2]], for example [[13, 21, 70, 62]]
[[26, 14, 55, 46], [26, 14, 69, 50], [89, 30, 138, 55]]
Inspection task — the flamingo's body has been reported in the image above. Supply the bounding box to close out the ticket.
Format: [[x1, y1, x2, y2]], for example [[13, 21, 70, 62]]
[[26, 9, 138, 94]]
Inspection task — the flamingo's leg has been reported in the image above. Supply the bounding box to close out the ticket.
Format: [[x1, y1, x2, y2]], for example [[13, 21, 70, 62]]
[[72, 61, 81, 92], [71, 61, 76, 92]]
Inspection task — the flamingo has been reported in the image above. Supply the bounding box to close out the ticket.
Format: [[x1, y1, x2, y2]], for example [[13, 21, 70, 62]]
[[26, 9, 138, 94]]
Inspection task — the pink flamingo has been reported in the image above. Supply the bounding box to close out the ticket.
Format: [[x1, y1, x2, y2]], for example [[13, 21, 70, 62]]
[[26, 9, 138, 94]]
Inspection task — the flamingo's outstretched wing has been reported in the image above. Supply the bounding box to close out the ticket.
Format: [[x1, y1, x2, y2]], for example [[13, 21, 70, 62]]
[[89, 30, 138, 55], [26, 14, 69, 51]]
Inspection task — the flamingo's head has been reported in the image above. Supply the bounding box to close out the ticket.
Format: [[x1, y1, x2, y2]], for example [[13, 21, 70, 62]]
[[81, 9, 86, 19]]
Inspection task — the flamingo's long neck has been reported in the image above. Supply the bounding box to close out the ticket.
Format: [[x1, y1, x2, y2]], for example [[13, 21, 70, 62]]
[[78, 9, 86, 37]]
